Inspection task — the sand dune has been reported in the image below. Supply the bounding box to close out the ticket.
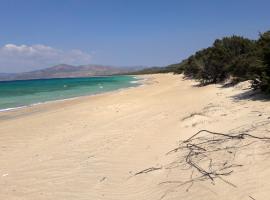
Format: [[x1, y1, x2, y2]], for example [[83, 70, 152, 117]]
[[1, 74, 270, 200]]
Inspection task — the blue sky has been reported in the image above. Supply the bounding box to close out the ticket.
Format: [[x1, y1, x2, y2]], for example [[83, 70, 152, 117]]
[[0, 0, 270, 72]]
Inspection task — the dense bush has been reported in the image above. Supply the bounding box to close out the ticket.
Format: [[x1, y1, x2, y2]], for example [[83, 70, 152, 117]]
[[251, 31, 270, 92], [178, 36, 257, 83], [134, 30, 270, 93], [171, 31, 270, 93]]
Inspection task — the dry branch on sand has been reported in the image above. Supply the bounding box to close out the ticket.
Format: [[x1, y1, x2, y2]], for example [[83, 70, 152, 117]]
[[134, 167, 162, 176], [165, 129, 269, 186], [161, 122, 270, 198], [135, 120, 270, 199]]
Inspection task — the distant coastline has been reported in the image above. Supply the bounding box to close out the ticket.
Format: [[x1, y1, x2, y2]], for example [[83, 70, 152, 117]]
[[0, 64, 146, 81]]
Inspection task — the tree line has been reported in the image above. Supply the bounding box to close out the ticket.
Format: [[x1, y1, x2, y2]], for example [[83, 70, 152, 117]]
[[134, 30, 270, 93]]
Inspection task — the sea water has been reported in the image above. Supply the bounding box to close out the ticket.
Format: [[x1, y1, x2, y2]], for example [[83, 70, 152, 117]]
[[0, 76, 139, 111]]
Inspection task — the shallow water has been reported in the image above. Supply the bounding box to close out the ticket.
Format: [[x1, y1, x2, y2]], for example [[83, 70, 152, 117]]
[[0, 75, 139, 111]]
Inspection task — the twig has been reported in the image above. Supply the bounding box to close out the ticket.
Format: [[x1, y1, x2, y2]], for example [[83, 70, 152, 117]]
[[134, 167, 162, 176]]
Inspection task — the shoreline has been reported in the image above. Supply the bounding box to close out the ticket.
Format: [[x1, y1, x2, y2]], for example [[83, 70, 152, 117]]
[[0, 75, 147, 116], [1, 73, 270, 200]]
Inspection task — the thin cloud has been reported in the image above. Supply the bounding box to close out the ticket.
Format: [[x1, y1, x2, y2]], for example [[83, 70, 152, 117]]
[[0, 44, 93, 73]]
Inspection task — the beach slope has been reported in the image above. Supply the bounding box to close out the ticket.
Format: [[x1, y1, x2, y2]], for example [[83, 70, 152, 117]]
[[1, 74, 270, 200]]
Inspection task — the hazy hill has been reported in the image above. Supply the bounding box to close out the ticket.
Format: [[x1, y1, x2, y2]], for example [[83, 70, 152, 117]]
[[0, 64, 145, 81]]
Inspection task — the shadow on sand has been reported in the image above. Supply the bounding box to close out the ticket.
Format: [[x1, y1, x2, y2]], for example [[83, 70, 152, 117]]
[[231, 89, 270, 102]]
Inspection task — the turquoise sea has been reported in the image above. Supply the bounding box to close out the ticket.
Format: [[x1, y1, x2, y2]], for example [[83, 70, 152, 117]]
[[0, 75, 139, 111]]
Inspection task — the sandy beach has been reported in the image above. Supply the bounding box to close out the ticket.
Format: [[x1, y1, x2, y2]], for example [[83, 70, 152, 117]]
[[1, 73, 270, 200]]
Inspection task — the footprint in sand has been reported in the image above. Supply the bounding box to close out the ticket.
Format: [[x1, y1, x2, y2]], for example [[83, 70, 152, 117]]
[[180, 112, 209, 128]]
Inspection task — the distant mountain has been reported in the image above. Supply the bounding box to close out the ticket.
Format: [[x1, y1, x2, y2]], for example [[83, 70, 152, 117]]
[[0, 64, 146, 81], [0, 73, 17, 81]]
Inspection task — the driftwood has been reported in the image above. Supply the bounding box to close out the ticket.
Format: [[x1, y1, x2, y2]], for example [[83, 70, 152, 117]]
[[159, 123, 270, 198], [134, 120, 270, 199]]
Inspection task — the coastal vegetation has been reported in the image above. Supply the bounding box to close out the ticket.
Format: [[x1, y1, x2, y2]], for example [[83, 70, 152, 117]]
[[136, 30, 270, 93]]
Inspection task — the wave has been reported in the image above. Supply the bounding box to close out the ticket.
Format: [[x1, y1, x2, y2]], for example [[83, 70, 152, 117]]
[[130, 80, 139, 84]]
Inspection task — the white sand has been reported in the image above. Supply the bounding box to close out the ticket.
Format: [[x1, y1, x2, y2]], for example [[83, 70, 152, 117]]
[[1, 74, 270, 200]]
